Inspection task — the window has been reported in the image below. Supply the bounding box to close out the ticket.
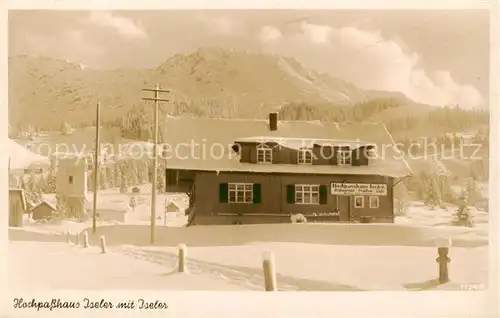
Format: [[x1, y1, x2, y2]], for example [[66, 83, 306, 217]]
[[354, 196, 364, 208], [256, 145, 273, 163], [369, 196, 379, 209], [298, 148, 313, 164], [228, 183, 253, 204], [337, 150, 351, 166], [68, 176, 74, 184], [295, 184, 320, 204]]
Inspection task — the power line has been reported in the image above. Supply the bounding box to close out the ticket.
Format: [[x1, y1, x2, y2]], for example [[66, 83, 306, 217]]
[[142, 84, 170, 245], [92, 102, 100, 234]]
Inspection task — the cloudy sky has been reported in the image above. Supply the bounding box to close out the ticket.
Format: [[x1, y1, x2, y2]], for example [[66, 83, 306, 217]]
[[9, 10, 489, 108]]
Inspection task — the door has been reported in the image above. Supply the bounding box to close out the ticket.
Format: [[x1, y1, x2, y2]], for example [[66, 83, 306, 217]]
[[336, 195, 350, 222]]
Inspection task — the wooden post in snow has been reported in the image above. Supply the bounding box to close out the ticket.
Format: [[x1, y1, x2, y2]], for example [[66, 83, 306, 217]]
[[100, 236, 107, 254], [178, 244, 187, 273], [262, 250, 277, 291], [83, 231, 89, 248], [66, 231, 71, 244], [435, 238, 452, 284], [75, 232, 79, 246]]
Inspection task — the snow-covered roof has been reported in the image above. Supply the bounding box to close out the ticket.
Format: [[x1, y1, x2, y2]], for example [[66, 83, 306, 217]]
[[158, 117, 412, 178], [7, 139, 50, 170], [32, 200, 57, 211]]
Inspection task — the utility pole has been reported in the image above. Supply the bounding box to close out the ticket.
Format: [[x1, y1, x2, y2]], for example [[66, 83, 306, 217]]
[[92, 103, 101, 234], [142, 84, 170, 245]]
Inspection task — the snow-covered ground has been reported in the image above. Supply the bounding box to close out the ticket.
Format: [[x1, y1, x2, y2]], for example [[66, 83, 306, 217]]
[[115, 242, 487, 291], [39, 183, 189, 229], [8, 241, 245, 291], [9, 218, 488, 291], [9, 184, 489, 292], [8, 239, 487, 291], [396, 201, 489, 236]]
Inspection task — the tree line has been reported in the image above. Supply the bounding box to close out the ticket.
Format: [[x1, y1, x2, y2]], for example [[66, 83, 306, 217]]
[[86, 158, 167, 194], [109, 98, 489, 143], [395, 170, 483, 226]]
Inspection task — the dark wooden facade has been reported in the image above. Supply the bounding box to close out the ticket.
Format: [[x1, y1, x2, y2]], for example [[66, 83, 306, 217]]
[[162, 113, 409, 226], [166, 170, 395, 225]]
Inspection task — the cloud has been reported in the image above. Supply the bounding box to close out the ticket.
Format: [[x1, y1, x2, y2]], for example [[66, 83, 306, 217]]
[[85, 11, 147, 39], [259, 22, 484, 108], [23, 29, 102, 65], [259, 26, 282, 43], [193, 12, 243, 36]]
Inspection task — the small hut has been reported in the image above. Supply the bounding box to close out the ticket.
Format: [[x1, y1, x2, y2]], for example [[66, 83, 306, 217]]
[[165, 201, 181, 213], [164, 199, 188, 216], [32, 201, 57, 221]]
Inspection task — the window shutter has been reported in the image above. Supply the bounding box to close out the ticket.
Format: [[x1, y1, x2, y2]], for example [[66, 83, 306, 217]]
[[253, 183, 262, 204], [219, 183, 228, 203], [351, 149, 361, 166], [249, 146, 258, 163], [286, 185, 295, 203], [319, 185, 328, 205], [331, 147, 339, 165], [272, 146, 279, 164]]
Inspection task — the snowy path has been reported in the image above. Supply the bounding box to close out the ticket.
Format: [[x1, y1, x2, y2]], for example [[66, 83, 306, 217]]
[[8, 241, 246, 291], [114, 245, 360, 291], [112, 243, 487, 291]]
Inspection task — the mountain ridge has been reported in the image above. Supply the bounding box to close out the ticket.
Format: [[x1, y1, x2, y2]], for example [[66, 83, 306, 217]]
[[9, 47, 427, 129]]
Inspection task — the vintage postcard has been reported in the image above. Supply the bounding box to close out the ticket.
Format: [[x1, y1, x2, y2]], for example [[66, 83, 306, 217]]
[[2, 2, 497, 317]]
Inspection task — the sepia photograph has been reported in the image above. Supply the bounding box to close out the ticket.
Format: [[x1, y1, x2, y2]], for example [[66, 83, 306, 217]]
[[6, 8, 491, 300]]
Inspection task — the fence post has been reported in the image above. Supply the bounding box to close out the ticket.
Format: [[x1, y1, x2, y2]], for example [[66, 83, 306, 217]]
[[75, 232, 79, 246], [66, 231, 71, 244], [435, 238, 452, 284], [83, 231, 89, 248], [262, 250, 277, 291], [100, 236, 107, 254], [178, 244, 187, 273]]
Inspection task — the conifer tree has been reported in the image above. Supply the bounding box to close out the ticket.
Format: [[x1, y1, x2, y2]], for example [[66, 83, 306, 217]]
[[27, 172, 36, 192], [452, 188, 475, 227], [136, 161, 146, 184], [99, 168, 107, 190], [38, 173, 48, 193], [33, 187, 44, 204], [130, 160, 140, 186], [56, 195, 67, 219], [113, 162, 121, 189], [46, 171, 56, 193], [424, 176, 441, 209], [119, 166, 128, 193], [466, 178, 479, 207], [156, 162, 166, 193], [415, 172, 428, 201], [129, 195, 138, 212]]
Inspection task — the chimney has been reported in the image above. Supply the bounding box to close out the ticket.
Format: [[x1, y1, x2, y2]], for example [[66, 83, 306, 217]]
[[269, 112, 278, 131]]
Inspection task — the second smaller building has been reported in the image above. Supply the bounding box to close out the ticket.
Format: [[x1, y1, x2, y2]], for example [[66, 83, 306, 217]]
[[31, 200, 57, 221]]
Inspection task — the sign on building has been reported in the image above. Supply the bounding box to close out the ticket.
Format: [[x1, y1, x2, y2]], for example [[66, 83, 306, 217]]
[[331, 182, 388, 196]]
